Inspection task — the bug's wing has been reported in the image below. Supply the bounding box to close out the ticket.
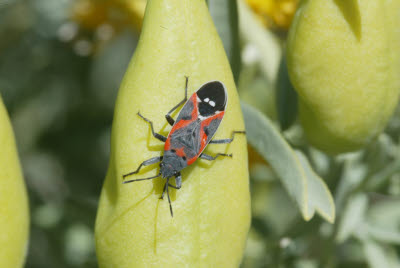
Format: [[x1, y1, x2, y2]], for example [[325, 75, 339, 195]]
[[173, 80, 227, 123], [175, 94, 197, 123], [169, 120, 201, 158], [198, 111, 225, 154], [168, 80, 228, 160], [196, 81, 227, 148], [196, 81, 227, 118]]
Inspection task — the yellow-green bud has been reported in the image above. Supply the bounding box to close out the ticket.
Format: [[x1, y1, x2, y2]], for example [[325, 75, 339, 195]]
[[0, 97, 29, 267], [95, 0, 250, 267], [287, 0, 400, 154]]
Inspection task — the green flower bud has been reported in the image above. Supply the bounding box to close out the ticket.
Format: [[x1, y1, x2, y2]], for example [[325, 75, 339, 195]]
[[0, 97, 29, 267], [95, 0, 250, 267], [287, 0, 400, 154]]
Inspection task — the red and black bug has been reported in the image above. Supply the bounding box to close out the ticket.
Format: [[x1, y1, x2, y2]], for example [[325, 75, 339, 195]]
[[123, 77, 245, 216]]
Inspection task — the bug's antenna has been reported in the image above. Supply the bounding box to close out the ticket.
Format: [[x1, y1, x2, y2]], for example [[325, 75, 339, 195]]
[[123, 172, 161, 184]]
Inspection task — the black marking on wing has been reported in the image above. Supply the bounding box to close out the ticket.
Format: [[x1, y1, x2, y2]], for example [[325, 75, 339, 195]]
[[197, 81, 227, 117], [203, 125, 210, 136]]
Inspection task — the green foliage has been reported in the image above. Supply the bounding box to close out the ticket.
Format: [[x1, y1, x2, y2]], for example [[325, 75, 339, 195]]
[[242, 102, 335, 223]]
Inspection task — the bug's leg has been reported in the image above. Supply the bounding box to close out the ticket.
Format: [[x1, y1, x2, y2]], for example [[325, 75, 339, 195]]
[[160, 182, 167, 200], [161, 173, 182, 198], [122, 172, 161, 184], [160, 174, 181, 216], [137, 112, 167, 142], [165, 76, 189, 126], [122, 156, 163, 179], [200, 153, 232, 161], [162, 177, 174, 217], [209, 130, 246, 144], [168, 172, 182, 189]]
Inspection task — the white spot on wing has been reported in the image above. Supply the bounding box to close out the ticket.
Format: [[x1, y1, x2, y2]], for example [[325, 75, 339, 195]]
[[204, 98, 209, 102], [209, 100, 215, 107], [197, 97, 201, 102]]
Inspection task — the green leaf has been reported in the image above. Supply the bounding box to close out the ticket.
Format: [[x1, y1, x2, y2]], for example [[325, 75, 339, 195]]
[[336, 193, 368, 242], [365, 157, 400, 191], [365, 199, 400, 245], [365, 224, 400, 245], [276, 55, 298, 130], [208, 0, 241, 82], [334, 153, 367, 211], [363, 240, 400, 268], [242, 102, 335, 223], [295, 151, 335, 222]]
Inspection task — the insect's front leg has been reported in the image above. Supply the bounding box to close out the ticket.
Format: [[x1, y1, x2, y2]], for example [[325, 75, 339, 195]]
[[122, 156, 163, 179], [209, 130, 246, 144], [160, 172, 182, 200], [137, 112, 167, 142], [123, 172, 162, 184], [165, 76, 189, 126], [170, 173, 182, 189]]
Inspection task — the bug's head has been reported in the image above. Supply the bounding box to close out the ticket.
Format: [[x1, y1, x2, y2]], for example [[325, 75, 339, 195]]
[[160, 150, 187, 178], [160, 161, 179, 178]]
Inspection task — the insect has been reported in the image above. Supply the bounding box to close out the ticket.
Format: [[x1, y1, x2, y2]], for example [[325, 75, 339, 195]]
[[123, 77, 245, 216]]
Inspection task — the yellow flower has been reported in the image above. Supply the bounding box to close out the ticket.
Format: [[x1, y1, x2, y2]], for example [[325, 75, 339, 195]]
[[246, 0, 299, 30], [71, 0, 146, 32]]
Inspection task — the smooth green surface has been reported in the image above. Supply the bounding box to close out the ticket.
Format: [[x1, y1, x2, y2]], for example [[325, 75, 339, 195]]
[[0, 97, 29, 267], [287, 0, 400, 154], [95, 0, 250, 267]]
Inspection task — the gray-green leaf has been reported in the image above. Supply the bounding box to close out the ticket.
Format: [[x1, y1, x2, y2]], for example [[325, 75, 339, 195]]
[[365, 199, 400, 245], [363, 240, 400, 268], [336, 193, 368, 242], [242, 102, 335, 223]]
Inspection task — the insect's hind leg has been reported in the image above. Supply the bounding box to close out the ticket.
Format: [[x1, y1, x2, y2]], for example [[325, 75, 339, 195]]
[[137, 112, 167, 142], [165, 76, 189, 126], [122, 156, 163, 179], [209, 130, 246, 144], [200, 153, 232, 161]]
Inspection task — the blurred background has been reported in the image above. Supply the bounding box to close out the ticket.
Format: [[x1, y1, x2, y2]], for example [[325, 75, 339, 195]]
[[1, 0, 399, 267]]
